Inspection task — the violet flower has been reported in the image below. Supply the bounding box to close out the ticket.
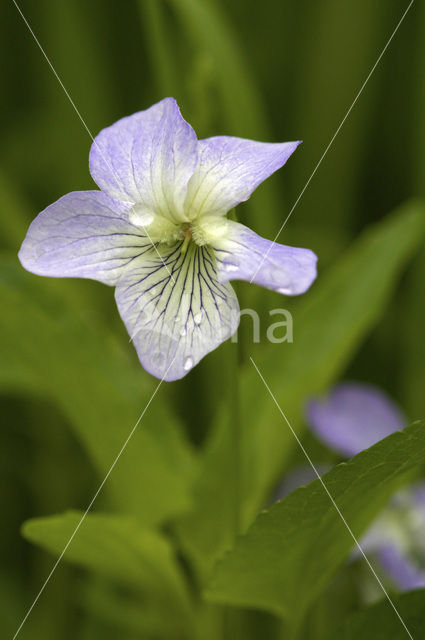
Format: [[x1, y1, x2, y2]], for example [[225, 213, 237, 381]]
[[306, 382, 406, 457], [306, 382, 425, 591], [19, 98, 317, 381]]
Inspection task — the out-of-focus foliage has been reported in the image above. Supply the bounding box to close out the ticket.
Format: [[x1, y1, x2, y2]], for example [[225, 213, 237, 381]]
[[22, 511, 195, 637], [1, 1, 425, 639], [326, 589, 425, 639]]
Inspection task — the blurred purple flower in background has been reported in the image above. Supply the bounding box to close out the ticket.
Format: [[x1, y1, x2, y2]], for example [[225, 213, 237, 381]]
[[18, 97, 317, 381], [307, 382, 406, 457], [279, 382, 425, 592]]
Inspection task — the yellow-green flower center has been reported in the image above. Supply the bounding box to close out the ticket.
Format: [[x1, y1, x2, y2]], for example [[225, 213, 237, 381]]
[[129, 204, 230, 249]]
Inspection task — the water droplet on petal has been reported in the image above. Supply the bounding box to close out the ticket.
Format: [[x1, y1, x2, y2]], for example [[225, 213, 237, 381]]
[[129, 206, 154, 227], [174, 316, 181, 324], [194, 311, 203, 325], [179, 326, 187, 337], [277, 286, 292, 295], [183, 356, 193, 371]]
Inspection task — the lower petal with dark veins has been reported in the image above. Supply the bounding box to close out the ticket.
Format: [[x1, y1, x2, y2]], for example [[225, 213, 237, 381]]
[[115, 241, 240, 381]]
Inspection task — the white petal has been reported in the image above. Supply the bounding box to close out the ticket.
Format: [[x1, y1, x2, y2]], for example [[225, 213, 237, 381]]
[[115, 242, 239, 381]]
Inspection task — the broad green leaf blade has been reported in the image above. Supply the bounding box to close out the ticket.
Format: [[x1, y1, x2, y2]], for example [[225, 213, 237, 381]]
[[176, 200, 425, 577], [22, 511, 194, 634], [326, 589, 425, 639], [0, 256, 195, 524], [206, 420, 425, 622]]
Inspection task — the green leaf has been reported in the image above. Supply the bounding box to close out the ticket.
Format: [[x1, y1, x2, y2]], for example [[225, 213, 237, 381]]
[[0, 256, 195, 524], [22, 511, 194, 636], [176, 200, 425, 577], [325, 589, 425, 639], [205, 420, 425, 625]]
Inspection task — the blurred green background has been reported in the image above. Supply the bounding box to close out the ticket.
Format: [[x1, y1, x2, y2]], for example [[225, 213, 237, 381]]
[[1, 0, 425, 638]]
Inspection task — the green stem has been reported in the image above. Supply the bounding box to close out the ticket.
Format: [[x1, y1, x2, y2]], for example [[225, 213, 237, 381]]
[[228, 206, 243, 538], [227, 208, 241, 537], [228, 208, 246, 366], [230, 339, 241, 538]]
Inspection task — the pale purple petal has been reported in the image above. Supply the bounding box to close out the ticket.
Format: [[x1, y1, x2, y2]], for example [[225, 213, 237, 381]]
[[307, 383, 407, 457], [89, 98, 198, 218], [353, 483, 425, 577], [411, 484, 425, 509], [18, 191, 150, 285], [115, 243, 239, 381], [377, 543, 425, 591], [212, 221, 317, 295], [185, 137, 301, 217]]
